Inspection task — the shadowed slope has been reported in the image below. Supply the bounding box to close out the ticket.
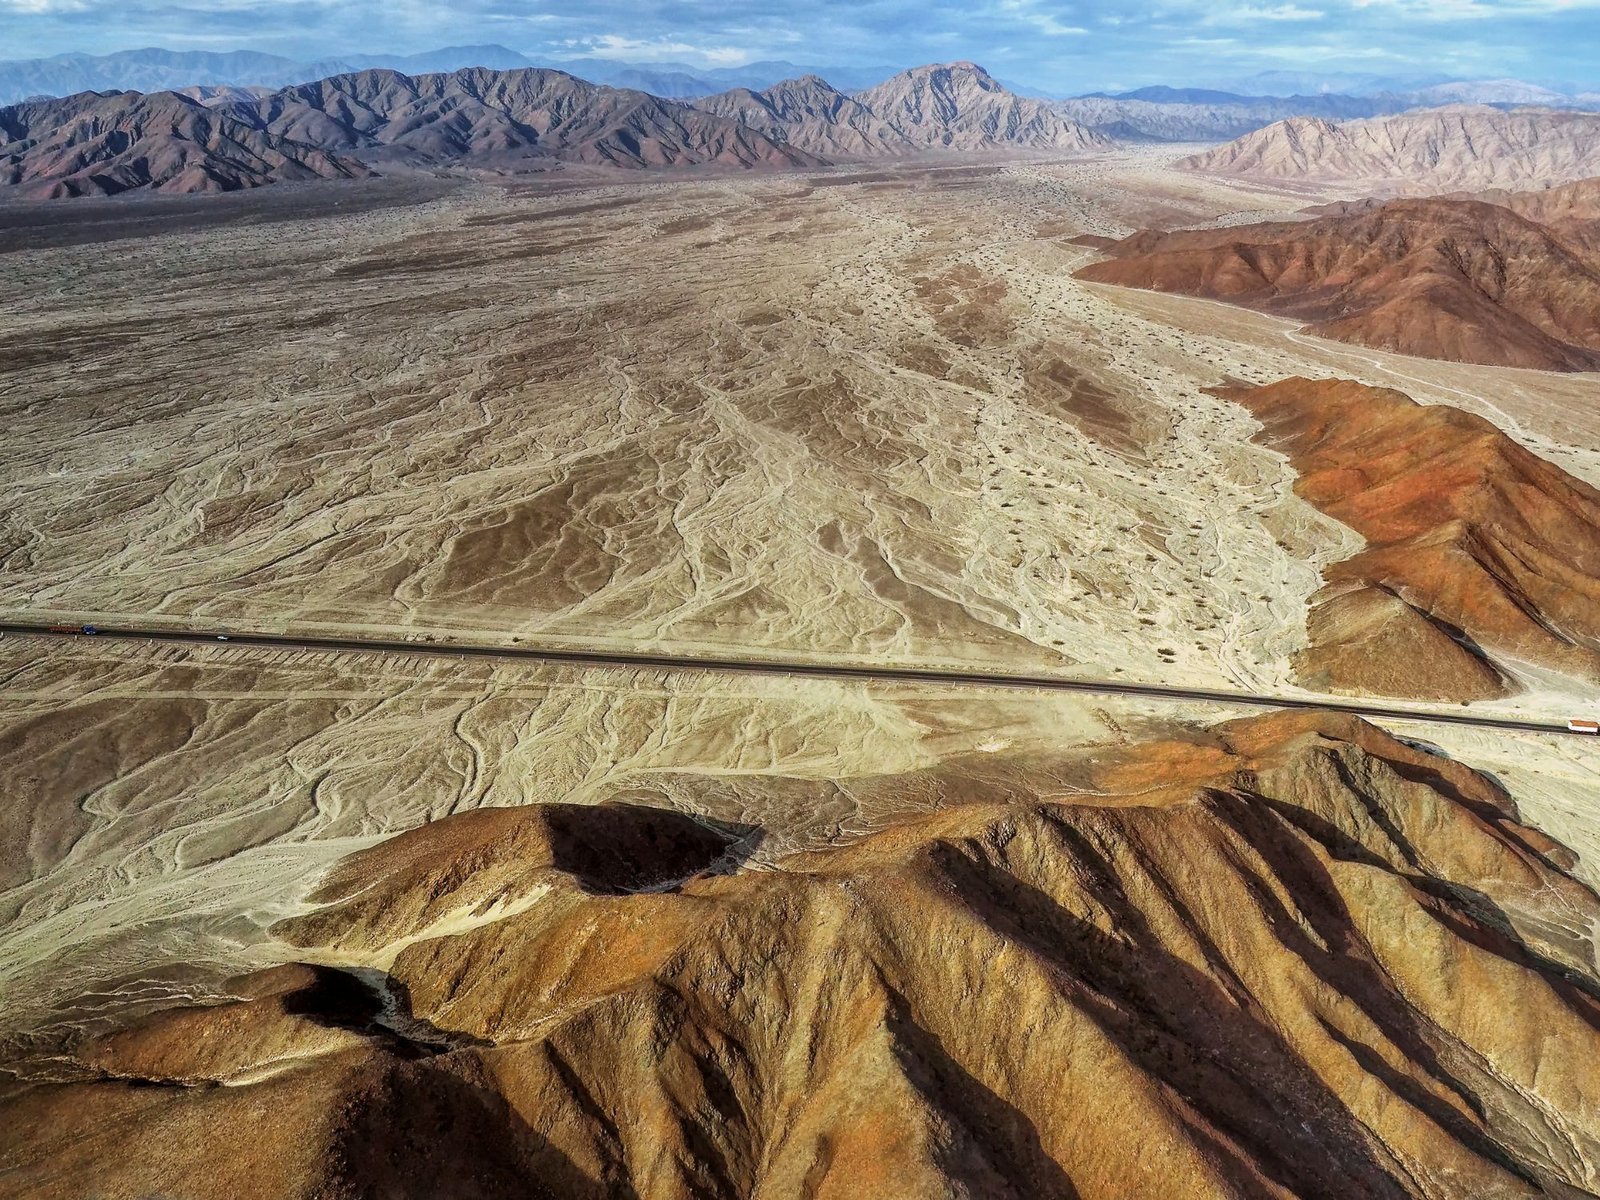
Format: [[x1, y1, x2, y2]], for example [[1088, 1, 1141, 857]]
[[5, 712, 1600, 1197], [1210, 377, 1600, 698]]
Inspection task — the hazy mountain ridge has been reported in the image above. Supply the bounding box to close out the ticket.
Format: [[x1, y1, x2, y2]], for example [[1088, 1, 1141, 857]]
[[1180, 105, 1600, 190], [0, 46, 904, 107], [0, 45, 535, 106], [0, 62, 1116, 198], [1056, 91, 1392, 143]]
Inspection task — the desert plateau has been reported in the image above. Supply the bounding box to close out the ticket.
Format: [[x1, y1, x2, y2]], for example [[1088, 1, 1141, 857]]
[[2, 23, 1600, 1200]]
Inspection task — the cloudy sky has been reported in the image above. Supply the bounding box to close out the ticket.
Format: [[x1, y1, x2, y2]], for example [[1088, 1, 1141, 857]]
[[3, 0, 1598, 92]]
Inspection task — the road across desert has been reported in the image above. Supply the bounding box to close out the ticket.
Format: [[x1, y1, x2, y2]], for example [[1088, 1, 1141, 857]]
[[0, 619, 1586, 737]]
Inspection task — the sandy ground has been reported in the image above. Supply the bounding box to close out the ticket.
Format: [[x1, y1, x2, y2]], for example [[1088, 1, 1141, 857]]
[[5, 150, 1592, 726], [3, 149, 1599, 1068], [0, 152, 1339, 696]]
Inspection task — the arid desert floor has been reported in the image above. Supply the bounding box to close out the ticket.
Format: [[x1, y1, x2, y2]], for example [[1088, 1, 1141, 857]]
[[4, 149, 1600, 1105]]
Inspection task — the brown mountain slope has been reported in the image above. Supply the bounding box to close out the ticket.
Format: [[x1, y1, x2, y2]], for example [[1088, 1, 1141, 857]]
[[1179, 106, 1600, 191], [0, 89, 370, 198], [853, 62, 1111, 153], [1208, 378, 1600, 699], [238, 67, 825, 170], [1075, 196, 1600, 371], [6, 711, 1600, 1198]]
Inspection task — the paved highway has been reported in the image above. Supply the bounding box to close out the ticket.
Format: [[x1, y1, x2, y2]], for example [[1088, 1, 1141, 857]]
[[0, 619, 1589, 737]]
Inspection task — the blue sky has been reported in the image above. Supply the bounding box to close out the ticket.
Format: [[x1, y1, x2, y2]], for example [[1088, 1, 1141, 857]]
[[4, 0, 1598, 92]]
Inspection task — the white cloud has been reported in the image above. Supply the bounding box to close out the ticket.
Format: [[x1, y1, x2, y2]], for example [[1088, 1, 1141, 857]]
[[994, 0, 1088, 37], [562, 34, 755, 67]]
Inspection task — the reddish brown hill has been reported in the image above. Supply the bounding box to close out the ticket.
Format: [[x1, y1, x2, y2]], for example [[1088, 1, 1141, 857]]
[[273, 802, 743, 954], [1209, 377, 1600, 698], [6, 711, 1600, 1197], [1075, 197, 1600, 371], [1487, 176, 1600, 259], [0, 89, 370, 198]]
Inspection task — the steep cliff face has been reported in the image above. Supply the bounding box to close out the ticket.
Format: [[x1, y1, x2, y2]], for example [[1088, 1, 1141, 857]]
[[5, 711, 1599, 1199], [1210, 378, 1600, 699]]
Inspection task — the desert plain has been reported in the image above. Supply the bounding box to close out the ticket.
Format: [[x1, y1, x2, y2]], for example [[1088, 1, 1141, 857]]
[[4, 146, 1600, 1197]]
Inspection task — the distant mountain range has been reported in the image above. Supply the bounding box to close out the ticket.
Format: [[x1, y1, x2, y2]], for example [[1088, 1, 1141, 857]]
[[0, 62, 1111, 198], [5, 46, 1598, 117], [0, 46, 901, 107], [1057, 91, 1393, 143], [8, 53, 1600, 201]]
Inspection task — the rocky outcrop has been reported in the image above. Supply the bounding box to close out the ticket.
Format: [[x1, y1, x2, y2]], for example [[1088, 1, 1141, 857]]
[[1075, 196, 1600, 371], [1178, 106, 1600, 191], [1210, 377, 1600, 698], [5, 711, 1600, 1197]]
